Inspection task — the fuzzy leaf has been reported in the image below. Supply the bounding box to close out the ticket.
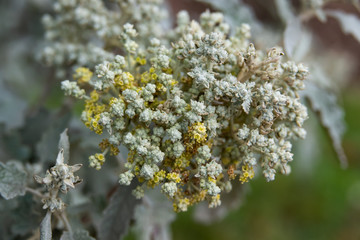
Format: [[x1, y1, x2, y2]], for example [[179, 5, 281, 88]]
[[59, 128, 70, 164], [197, 0, 261, 32], [275, 0, 296, 24], [283, 17, 313, 61], [133, 189, 175, 240], [327, 10, 360, 42], [99, 181, 140, 240], [36, 112, 71, 164], [40, 211, 52, 240], [11, 194, 42, 236], [60, 229, 95, 240], [302, 80, 348, 168], [0, 80, 27, 131], [0, 127, 30, 162], [0, 161, 27, 200], [284, 17, 302, 58]]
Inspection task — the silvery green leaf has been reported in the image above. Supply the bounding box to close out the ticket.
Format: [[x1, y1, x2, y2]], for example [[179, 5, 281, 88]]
[[0, 197, 20, 238], [0, 128, 30, 162], [326, 10, 360, 42], [275, 0, 296, 24], [40, 211, 52, 240], [315, 8, 327, 22], [0, 161, 27, 200], [283, 16, 313, 61], [302, 80, 348, 168], [36, 112, 71, 164], [133, 188, 175, 240], [0, 80, 27, 131], [99, 181, 140, 240], [21, 109, 51, 148], [60, 229, 95, 240], [197, 0, 261, 33], [59, 128, 70, 164], [11, 194, 42, 236]]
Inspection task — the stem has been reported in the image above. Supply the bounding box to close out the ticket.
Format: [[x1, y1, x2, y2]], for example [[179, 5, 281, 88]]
[[25, 187, 45, 199], [59, 211, 73, 235]]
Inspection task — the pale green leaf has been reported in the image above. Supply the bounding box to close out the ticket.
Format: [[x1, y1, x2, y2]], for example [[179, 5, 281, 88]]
[[40, 211, 52, 240], [0, 161, 27, 200], [36, 113, 71, 164], [327, 10, 360, 43], [11, 194, 42, 236], [283, 16, 313, 61], [133, 189, 175, 240], [99, 181, 140, 240], [60, 229, 95, 240], [275, 0, 296, 24], [197, 0, 261, 32], [59, 128, 70, 164], [0, 80, 27, 131], [303, 80, 348, 168]]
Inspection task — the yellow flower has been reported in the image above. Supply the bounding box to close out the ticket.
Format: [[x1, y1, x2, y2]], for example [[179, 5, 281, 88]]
[[73, 67, 93, 83], [136, 57, 147, 65], [166, 172, 181, 183], [239, 164, 255, 184], [189, 122, 207, 143]]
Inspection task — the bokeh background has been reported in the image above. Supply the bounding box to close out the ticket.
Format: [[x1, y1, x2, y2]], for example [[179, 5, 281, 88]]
[[1, 0, 360, 239]]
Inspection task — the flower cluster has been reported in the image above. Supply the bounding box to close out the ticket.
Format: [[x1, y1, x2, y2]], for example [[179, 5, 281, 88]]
[[41, 0, 167, 77], [62, 9, 308, 211]]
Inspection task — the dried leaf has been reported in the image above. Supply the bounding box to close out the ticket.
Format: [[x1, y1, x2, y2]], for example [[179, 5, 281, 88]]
[[99, 181, 141, 240], [302, 80, 348, 168], [60, 229, 95, 240], [59, 128, 70, 164], [0, 161, 27, 200], [327, 10, 360, 42], [40, 211, 52, 240]]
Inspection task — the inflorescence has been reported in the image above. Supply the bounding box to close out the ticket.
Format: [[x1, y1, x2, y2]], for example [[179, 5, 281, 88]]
[[61, 6, 308, 212]]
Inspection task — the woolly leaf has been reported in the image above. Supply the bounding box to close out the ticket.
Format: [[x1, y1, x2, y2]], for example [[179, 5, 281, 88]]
[[0, 161, 27, 200], [303, 80, 348, 168], [275, 0, 296, 24], [11, 194, 42, 236], [0, 80, 27, 131], [197, 0, 261, 32], [327, 10, 360, 42], [0, 128, 30, 162], [40, 211, 52, 240], [59, 128, 70, 164], [133, 189, 175, 240], [283, 16, 313, 61], [60, 229, 95, 240], [36, 112, 71, 164], [99, 181, 140, 240]]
